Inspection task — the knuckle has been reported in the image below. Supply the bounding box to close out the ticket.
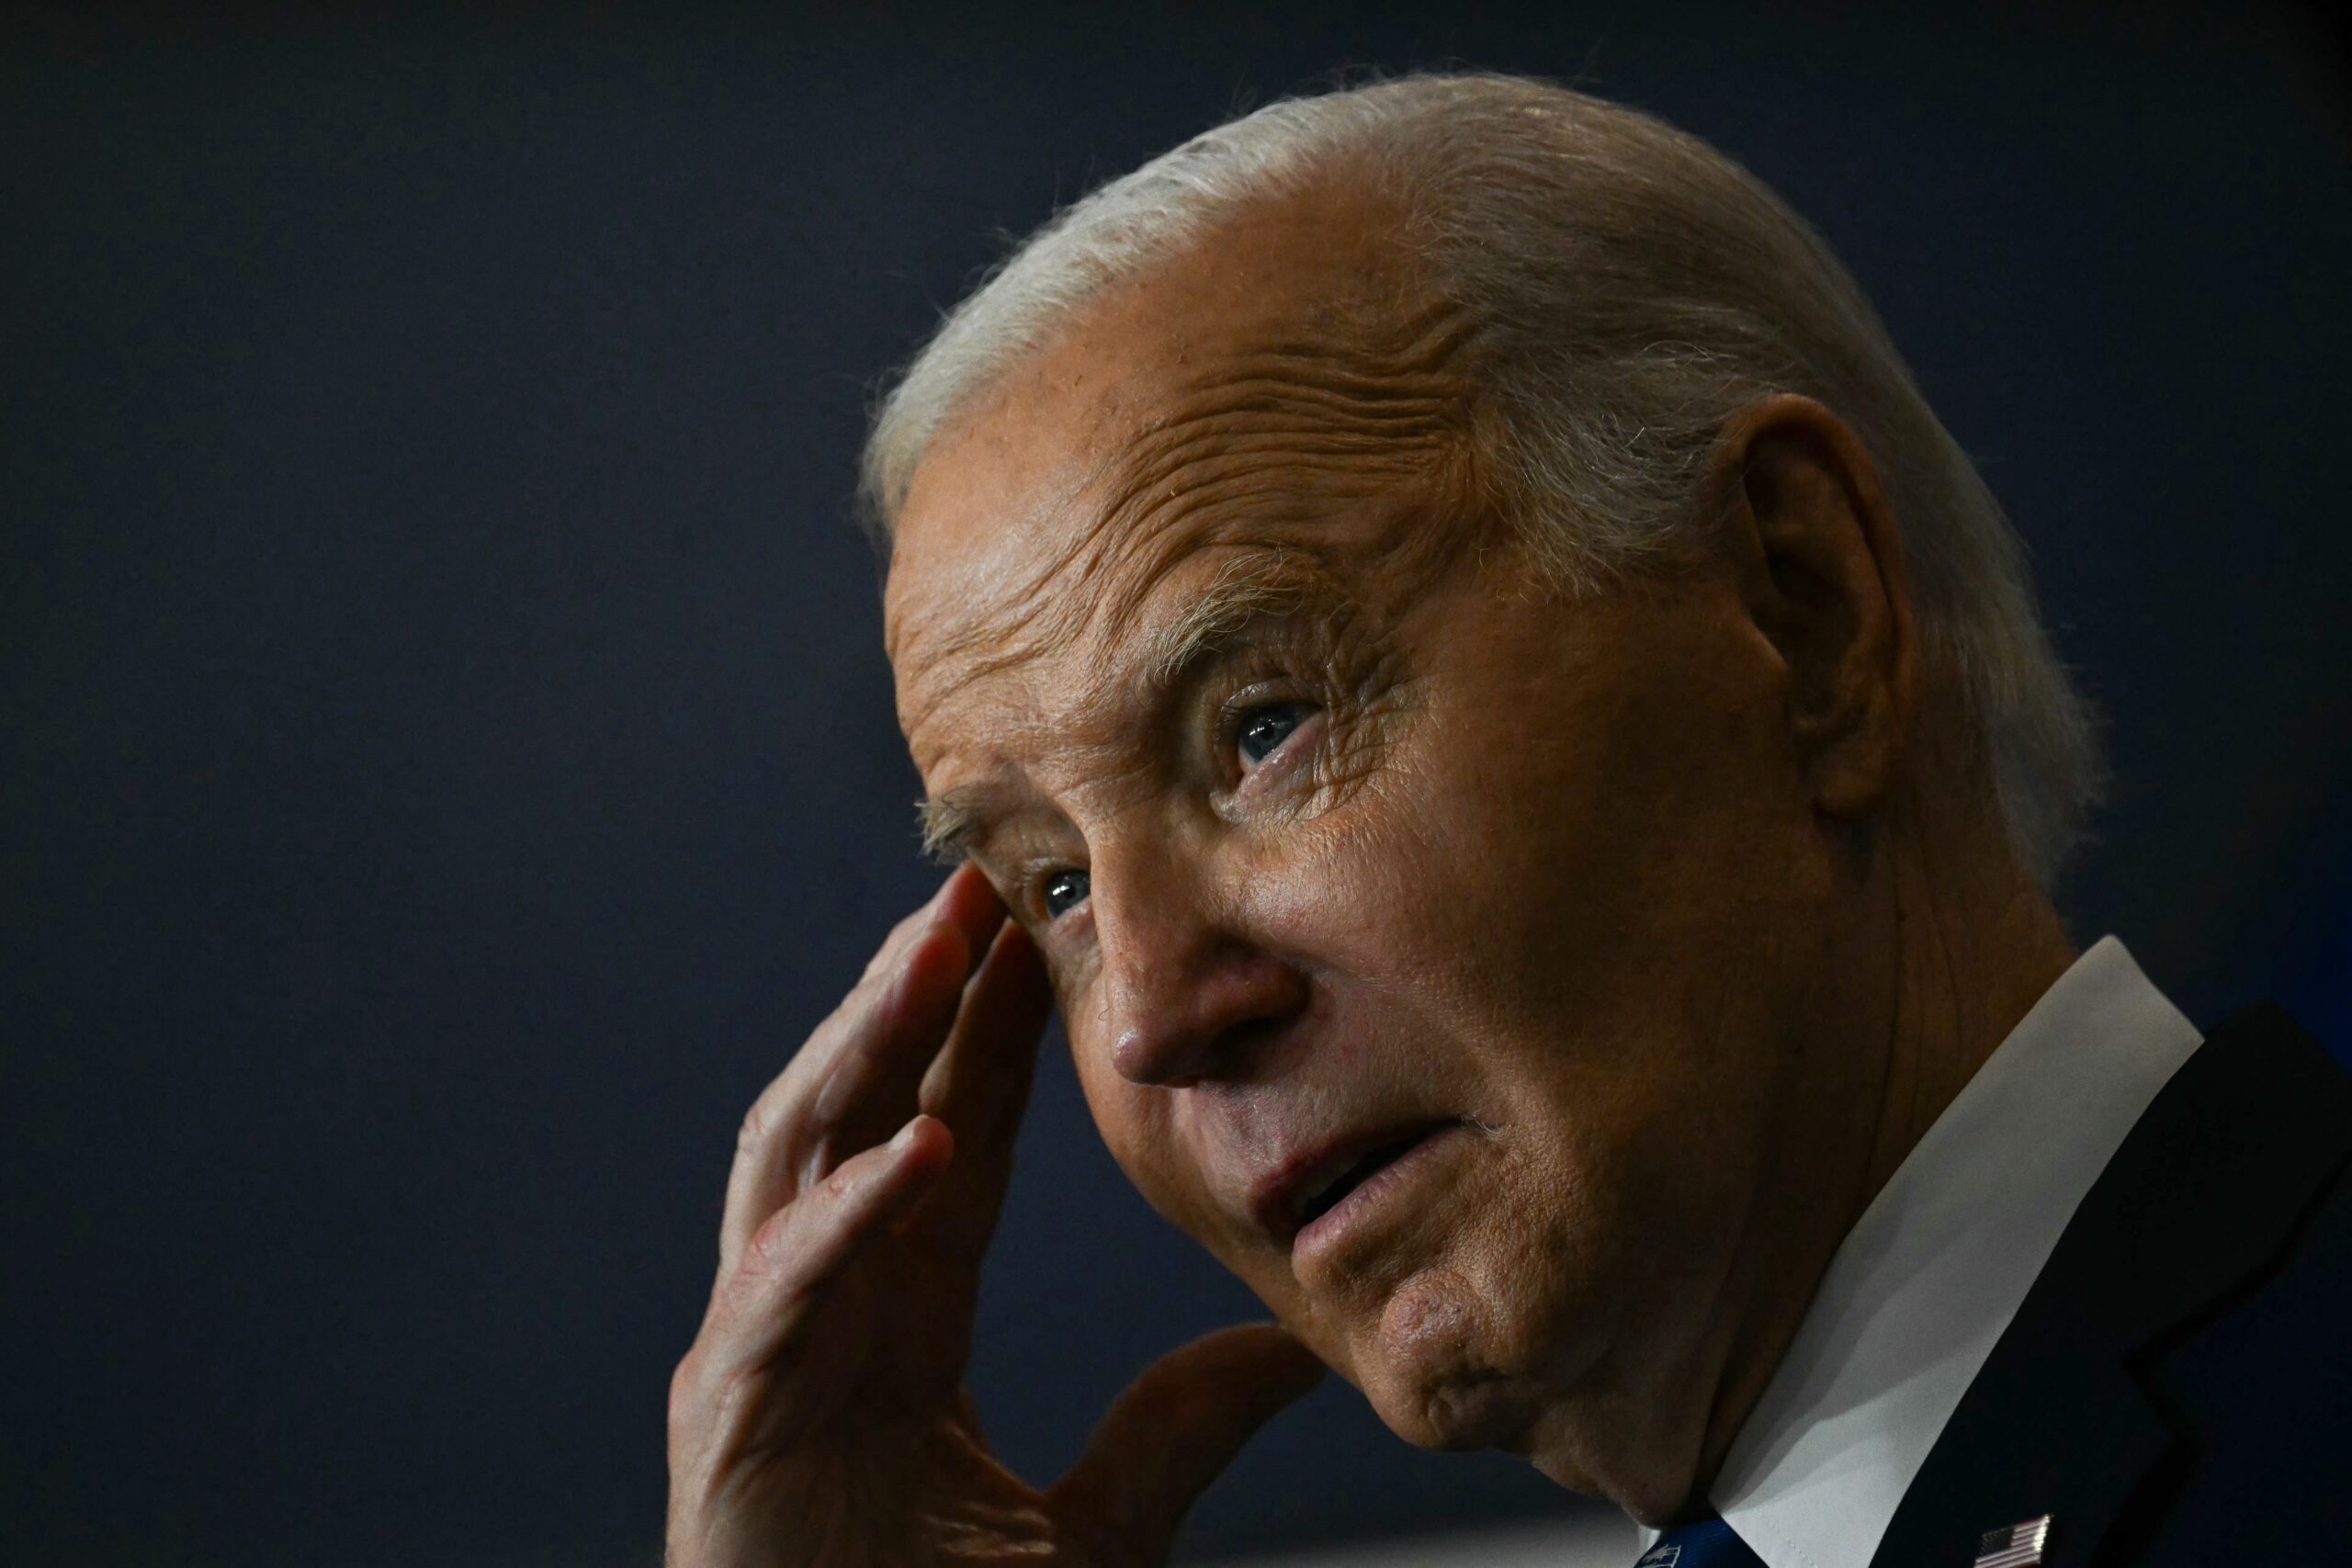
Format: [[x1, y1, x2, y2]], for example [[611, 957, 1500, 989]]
[[668, 1351, 759, 1453], [745, 1202, 810, 1275], [701, 1360, 768, 1440], [741, 1227, 787, 1279], [667, 1348, 710, 1428], [820, 1161, 865, 1204], [734, 1099, 773, 1159]]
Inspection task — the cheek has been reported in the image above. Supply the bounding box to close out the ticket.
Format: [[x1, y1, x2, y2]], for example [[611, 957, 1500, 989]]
[[1067, 1055, 1220, 1237], [1431, 627, 1807, 1025], [1068, 1042, 1319, 1314]]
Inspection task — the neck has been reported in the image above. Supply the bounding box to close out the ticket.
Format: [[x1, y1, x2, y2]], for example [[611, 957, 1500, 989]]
[[1685, 755, 2080, 1517], [1857, 797, 2079, 1211]]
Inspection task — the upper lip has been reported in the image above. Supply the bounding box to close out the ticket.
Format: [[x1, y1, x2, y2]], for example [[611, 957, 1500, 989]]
[[1247, 1118, 1453, 1247]]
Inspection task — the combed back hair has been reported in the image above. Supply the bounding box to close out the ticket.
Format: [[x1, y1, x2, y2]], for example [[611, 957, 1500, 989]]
[[860, 72, 2104, 889]]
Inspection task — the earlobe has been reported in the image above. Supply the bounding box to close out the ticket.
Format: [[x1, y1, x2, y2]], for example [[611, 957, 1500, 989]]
[[1710, 395, 1918, 820]]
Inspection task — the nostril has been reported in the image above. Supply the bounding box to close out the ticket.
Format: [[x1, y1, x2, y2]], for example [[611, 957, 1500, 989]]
[[1216, 1012, 1292, 1059]]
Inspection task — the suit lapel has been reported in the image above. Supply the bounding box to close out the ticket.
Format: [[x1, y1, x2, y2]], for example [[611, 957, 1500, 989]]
[[1865, 1287, 2174, 1567], [1869, 1002, 2352, 1568]]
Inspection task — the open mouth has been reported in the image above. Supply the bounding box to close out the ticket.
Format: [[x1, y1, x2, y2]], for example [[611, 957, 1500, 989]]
[[1295, 1133, 1431, 1229], [1250, 1117, 1473, 1255]]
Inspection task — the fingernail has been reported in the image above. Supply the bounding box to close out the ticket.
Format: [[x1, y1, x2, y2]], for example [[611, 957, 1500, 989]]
[[889, 1117, 922, 1150]]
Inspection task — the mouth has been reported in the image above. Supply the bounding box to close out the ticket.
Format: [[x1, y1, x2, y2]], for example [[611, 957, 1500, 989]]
[[1254, 1119, 1465, 1252]]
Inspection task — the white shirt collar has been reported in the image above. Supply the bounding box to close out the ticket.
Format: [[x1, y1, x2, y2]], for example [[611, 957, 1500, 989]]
[[1683, 936, 2202, 1568]]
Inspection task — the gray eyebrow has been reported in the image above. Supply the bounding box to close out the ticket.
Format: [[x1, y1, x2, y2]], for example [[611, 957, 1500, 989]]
[[915, 791, 986, 865], [1136, 553, 1312, 690]]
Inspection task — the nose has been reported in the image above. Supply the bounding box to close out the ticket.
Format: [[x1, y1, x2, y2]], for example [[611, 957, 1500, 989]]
[[1087, 852, 1310, 1088]]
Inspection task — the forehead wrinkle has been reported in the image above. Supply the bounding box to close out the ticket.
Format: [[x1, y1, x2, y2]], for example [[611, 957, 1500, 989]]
[[895, 604, 1063, 751], [927, 558, 1331, 846], [1072, 415, 1471, 649], [907, 443, 1345, 738], [898, 268, 1489, 773], [1117, 347, 1476, 510], [894, 472, 1130, 746], [890, 403, 1139, 718], [1081, 306, 1485, 633]]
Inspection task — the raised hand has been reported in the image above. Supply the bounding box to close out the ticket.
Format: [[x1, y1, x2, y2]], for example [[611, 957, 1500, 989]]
[[665, 862, 1324, 1568]]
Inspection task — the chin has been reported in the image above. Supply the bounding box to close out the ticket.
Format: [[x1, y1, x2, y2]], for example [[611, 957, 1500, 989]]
[[1400, 1370, 1550, 1454], [1348, 1268, 1552, 1453], [1510, 1358, 1716, 1523]]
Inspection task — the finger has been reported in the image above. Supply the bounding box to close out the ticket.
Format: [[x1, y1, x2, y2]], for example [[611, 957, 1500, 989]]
[[1052, 1324, 1326, 1557], [717, 868, 999, 1275], [811, 863, 1011, 1168], [718, 922, 965, 1275], [819, 865, 1006, 1147], [910, 919, 1054, 1263], [707, 1113, 956, 1371], [820, 865, 1011, 1156], [868, 859, 1006, 985], [795, 864, 1004, 1131], [813, 863, 1012, 1164], [856, 864, 961, 982]]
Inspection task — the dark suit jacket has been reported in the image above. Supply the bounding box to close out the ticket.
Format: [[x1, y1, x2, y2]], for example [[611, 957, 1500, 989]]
[[1870, 999, 2352, 1567]]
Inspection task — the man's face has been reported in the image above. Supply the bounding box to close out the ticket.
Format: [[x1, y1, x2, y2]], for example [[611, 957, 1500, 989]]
[[884, 192, 1864, 1497]]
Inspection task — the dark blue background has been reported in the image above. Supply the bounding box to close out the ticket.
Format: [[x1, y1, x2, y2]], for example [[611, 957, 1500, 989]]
[[6, 6, 2348, 1565]]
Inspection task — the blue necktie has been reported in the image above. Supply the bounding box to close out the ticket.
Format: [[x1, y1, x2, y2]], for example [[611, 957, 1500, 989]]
[[1634, 1511, 1768, 1567]]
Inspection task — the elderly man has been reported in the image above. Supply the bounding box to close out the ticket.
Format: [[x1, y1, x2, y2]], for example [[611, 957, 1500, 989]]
[[664, 75, 2352, 1568]]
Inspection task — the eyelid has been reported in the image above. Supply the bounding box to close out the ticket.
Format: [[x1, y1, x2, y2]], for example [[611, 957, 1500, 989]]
[[1214, 676, 1298, 743]]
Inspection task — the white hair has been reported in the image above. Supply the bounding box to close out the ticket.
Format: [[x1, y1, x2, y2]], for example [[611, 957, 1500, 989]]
[[862, 73, 2103, 889]]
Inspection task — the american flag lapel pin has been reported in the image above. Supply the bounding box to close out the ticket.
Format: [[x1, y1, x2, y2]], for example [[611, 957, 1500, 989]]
[[1973, 1516, 2052, 1568]]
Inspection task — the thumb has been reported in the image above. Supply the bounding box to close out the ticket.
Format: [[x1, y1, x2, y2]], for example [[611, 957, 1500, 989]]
[[1051, 1323, 1326, 1559]]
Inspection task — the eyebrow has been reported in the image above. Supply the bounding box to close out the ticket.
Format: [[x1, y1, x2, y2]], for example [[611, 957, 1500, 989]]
[[1137, 552, 1313, 689], [917, 789, 989, 865], [912, 552, 1322, 865]]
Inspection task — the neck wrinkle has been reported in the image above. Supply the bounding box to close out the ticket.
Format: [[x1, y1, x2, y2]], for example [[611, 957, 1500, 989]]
[[1862, 769, 2077, 1220], [1682, 759, 2075, 1521]]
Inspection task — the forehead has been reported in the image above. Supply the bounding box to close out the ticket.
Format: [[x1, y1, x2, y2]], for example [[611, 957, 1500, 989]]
[[883, 182, 1483, 771]]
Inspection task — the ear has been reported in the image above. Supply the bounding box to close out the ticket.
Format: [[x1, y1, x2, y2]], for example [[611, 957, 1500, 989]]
[[1704, 394, 1920, 820]]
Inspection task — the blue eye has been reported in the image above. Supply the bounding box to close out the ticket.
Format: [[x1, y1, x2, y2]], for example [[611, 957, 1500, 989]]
[[1238, 702, 1314, 767], [1043, 869, 1090, 919]]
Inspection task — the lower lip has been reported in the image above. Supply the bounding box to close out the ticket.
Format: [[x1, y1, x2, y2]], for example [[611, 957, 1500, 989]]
[[1292, 1122, 1469, 1267]]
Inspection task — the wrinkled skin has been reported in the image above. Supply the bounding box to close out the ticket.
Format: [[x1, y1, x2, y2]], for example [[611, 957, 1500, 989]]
[[666, 863, 1325, 1568], [665, 178, 2076, 1562]]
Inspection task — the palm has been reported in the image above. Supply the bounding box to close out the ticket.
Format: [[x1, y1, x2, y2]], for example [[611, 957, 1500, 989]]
[[760, 1226, 1051, 1562]]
